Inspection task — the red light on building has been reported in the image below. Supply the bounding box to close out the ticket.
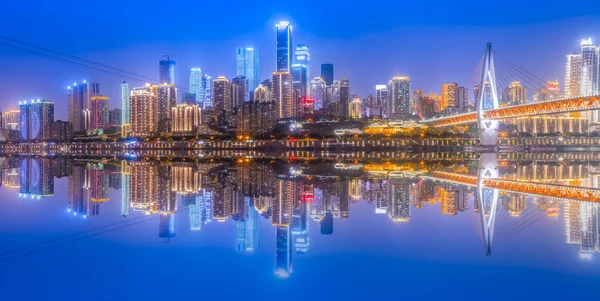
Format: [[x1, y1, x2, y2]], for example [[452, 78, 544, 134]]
[[301, 192, 314, 203], [301, 96, 315, 105]]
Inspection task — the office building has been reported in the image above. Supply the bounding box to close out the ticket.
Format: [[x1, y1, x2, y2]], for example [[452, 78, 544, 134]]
[[236, 47, 260, 96], [109, 108, 122, 126], [375, 84, 388, 118], [295, 44, 310, 88], [320, 64, 334, 87], [339, 79, 350, 117], [68, 80, 99, 133], [291, 63, 308, 97], [189, 67, 202, 104], [201, 74, 213, 108], [310, 77, 326, 110], [159, 58, 176, 84], [276, 21, 293, 72]]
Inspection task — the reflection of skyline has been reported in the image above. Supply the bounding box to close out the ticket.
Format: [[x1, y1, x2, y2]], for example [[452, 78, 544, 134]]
[[3, 157, 600, 277]]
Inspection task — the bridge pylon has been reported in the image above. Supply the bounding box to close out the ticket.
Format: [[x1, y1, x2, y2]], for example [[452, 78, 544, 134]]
[[477, 43, 500, 146]]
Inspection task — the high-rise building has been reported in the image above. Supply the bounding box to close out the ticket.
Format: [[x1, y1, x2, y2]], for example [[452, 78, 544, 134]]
[[68, 80, 99, 133], [201, 74, 213, 109], [2, 110, 20, 131], [502, 81, 527, 106], [375, 85, 388, 118], [412, 89, 426, 115], [580, 38, 599, 97], [534, 81, 561, 102], [310, 77, 326, 110], [189, 67, 202, 105], [295, 44, 310, 88], [89, 95, 109, 130], [159, 58, 176, 84], [232, 76, 249, 105], [109, 108, 121, 126], [387, 76, 411, 118], [213, 76, 233, 113], [455, 86, 469, 108], [236, 47, 260, 96], [441, 83, 458, 110], [273, 72, 294, 119], [339, 79, 350, 118], [349, 96, 362, 119], [276, 21, 293, 72], [171, 104, 201, 135], [321, 64, 334, 87], [50, 120, 73, 142], [291, 64, 308, 97], [19, 100, 54, 141], [566, 53, 582, 98], [254, 85, 271, 102], [130, 84, 159, 136], [121, 81, 130, 125], [157, 84, 177, 131]]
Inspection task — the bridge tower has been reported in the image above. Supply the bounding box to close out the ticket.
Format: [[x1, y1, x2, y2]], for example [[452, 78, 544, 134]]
[[477, 153, 499, 255], [477, 43, 500, 146]]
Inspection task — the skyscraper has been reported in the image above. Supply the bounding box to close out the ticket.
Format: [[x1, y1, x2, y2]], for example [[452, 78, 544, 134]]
[[339, 79, 350, 118], [254, 85, 271, 103], [388, 76, 411, 118], [441, 83, 458, 110], [157, 84, 177, 131], [212, 76, 233, 118], [376, 84, 388, 118], [455, 86, 469, 108], [201, 74, 213, 109], [121, 81, 130, 125], [272, 72, 294, 119], [349, 96, 362, 119], [68, 80, 99, 133], [159, 58, 176, 84], [291, 63, 308, 97], [189, 67, 202, 104], [130, 84, 159, 136], [310, 77, 326, 110], [20, 100, 54, 141], [276, 21, 293, 72], [580, 38, 599, 97], [236, 47, 260, 96], [566, 53, 582, 98], [320, 64, 334, 87], [232, 76, 249, 105], [295, 44, 310, 88], [502, 81, 527, 106], [89, 95, 109, 130], [109, 108, 121, 125]]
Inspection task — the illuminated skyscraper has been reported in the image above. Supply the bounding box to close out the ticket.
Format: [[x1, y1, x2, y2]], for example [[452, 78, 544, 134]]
[[109, 108, 121, 126], [580, 38, 599, 96], [236, 47, 260, 97], [295, 44, 310, 89], [232, 76, 249, 105], [121, 81, 130, 124], [276, 21, 293, 72], [121, 161, 131, 217], [171, 104, 201, 135], [388, 76, 411, 118], [349, 96, 362, 119], [273, 72, 294, 118], [130, 84, 159, 136], [310, 77, 326, 110], [201, 74, 213, 109], [291, 63, 308, 97], [254, 84, 271, 102], [189, 67, 202, 104], [566, 53, 582, 98], [157, 84, 177, 131], [376, 84, 388, 118], [68, 80, 99, 133], [456, 86, 469, 108], [236, 197, 260, 252], [501, 81, 527, 106], [535, 81, 561, 102], [213, 76, 233, 114], [441, 83, 458, 110], [29, 100, 54, 141], [320, 64, 334, 87], [89, 95, 109, 130], [2, 110, 20, 131], [159, 58, 176, 84]]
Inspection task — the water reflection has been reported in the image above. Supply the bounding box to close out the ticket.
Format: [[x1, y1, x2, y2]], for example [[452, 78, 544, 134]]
[[1, 155, 599, 277]]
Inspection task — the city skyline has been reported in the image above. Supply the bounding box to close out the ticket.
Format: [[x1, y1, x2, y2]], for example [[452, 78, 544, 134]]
[[1, 8, 599, 119]]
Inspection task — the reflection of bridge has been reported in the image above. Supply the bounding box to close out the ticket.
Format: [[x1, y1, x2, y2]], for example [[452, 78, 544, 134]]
[[421, 43, 600, 146], [423, 153, 598, 256]]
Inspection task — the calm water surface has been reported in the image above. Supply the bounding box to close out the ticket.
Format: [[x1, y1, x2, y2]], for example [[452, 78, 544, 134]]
[[0, 156, 599, 300]]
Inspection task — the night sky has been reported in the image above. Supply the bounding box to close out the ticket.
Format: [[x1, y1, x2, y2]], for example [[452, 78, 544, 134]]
[[1, 0, 599, 120]]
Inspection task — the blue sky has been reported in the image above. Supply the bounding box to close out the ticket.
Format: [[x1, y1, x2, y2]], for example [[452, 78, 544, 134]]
[[1, 0, 599, 119]]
